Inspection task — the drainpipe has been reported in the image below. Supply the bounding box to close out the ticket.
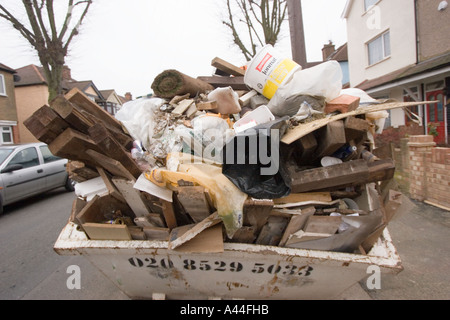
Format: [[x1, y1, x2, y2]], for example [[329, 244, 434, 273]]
[[414, 0, 420, 65]]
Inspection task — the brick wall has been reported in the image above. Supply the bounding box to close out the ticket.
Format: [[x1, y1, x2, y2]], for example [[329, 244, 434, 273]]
[[394, 135, 450, 209]]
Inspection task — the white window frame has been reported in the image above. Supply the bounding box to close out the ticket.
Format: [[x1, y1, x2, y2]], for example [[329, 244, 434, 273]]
[[364, 0, 380, 12], [367, 30, 391, 66], [1, 126, 14, 145], [0, 74, 6, 96]]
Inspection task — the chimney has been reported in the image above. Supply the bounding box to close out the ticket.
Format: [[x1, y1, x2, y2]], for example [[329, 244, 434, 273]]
[[62, 65, 72, 81], [322, 41, 336, 61], [125, 92, 132, 101]]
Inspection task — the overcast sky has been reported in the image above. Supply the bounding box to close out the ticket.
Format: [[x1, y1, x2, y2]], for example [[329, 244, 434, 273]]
[[0, 0, 348, 98]]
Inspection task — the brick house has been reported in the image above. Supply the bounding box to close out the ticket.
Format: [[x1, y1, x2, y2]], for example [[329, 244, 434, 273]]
[[14, 65, 122, 143], [342, 0, 450, 145], [0, 63, 20, 145]]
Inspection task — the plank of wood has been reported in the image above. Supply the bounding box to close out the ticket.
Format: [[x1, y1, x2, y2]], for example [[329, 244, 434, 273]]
[[143, 226, 170, 241], [274, 192, 332, 204], [50, 95, 94, 133], [168, 212, 221, 250], [243, 198, 274, 234], [88, 123, 142, 179], [255, 216, 288, 246], [86, 149, 136, 181], [344, 116, 371, 141], [172, 99, 195, 115], [65, 87, 123, 131], [23, 105, 70, 144], [312, 120, 346, 160], [82, 223, 132, 241], [161, 199, 177, 230], [197, 76, 247, 90], [293, 133, 317, 165], [171, 223, 224, 253], [196, 101, 218, 111], [279, 206, 315, 247], [96, 167, 126, 203], [304, 215, 342, 234], [229, 226, 256, 244], [285, 230, 333, 246], [238, 90, 258, 107], [112, 178, 151, 217], [281, 101, 431, 145], [290, 159, 369, 193], [176, 186, 212, 223], [211, 57, 246, 77], [366, 159, 396, 183], [48, 128, 100, 167]]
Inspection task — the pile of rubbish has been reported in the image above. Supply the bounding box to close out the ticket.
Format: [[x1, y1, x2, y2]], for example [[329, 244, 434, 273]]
[[25, 46, 421, 254]]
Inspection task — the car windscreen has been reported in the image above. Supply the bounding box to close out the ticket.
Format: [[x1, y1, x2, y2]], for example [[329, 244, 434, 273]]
[[0, 148, 14, 166]]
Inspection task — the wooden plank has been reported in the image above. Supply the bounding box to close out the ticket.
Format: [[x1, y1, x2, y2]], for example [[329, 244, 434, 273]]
[[65, 87, 123, 131], [211, 57, 246, 77], [197, 76, 247, 90], [366, 159, 396, 183], [290, 159, 369, 193], [86, 149, 136, 181], [76, 194, 134, 226], [279, 206, 315, 247], [274, 192, 332, 204], [312, 120, 346, 160], [88, 123, 142, 179], [168, 212, 221, 250], [344, 116, 371, 141], [48, 128, 100, 167], [238, 90, 258, 107], [293, 133, 317, 165], [229, 226, 257, 244], [161, 199, 178, 230], [176, 186, 212, 223], [243, 198, 274, 234], [82, 223, 131, 241], [96, 167, 126, 203], [23, 105, 70, 144], [281, 101, 431, 145], [255, 216, 288, 246], [50, 95, 94, 133], [196, 101, 218, 111], [172, 99, 195, 116], [143, 226, 170, 241], [304, 215, 342, 234], [112, 178, 151, 217], [171, 223, 224, 253]]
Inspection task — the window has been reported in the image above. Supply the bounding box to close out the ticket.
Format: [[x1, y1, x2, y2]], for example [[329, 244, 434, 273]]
[[40, 145, 61, 163], [364, 0, 379, 11], [1, 126, 13, 144], [9, 147, 39, 169], [0, 74, 6, 96], [368, 31, 391, 66]]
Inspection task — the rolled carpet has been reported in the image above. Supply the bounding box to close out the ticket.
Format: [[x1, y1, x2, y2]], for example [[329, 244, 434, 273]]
[[151, 69, 214, 99]]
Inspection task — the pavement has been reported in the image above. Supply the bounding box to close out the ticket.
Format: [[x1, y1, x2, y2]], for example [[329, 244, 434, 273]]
[[336, 198, 450, 300]]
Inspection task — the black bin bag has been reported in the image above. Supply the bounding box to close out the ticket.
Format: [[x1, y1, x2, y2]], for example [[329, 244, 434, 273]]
[[222, 117, 291, 199]]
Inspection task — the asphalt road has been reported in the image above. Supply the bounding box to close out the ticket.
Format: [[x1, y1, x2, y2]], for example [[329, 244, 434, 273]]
[[0, 187, 449, 300]]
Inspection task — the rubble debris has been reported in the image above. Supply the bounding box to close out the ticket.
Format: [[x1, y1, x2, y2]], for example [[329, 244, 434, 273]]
[[24, 53, 430, 255]]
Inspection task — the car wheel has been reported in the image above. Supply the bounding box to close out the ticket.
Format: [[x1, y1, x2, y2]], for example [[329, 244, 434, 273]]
[[65, 177, 76, 192]]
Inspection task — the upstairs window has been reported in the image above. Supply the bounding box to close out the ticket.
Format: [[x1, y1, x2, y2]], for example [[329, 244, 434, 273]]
[[364, 0, 379, 11], [367, 30, 391, 66], [0, 74, 6, 96]]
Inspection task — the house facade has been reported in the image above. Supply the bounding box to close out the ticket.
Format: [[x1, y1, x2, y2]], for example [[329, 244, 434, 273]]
[[0, 63, 20, 145], [342, 0, 450, 145], [14, 65, 122, 143]]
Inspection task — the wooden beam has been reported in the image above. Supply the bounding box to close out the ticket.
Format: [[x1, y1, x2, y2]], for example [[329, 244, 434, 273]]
[[290, 159, 369, 193], [197, 76, 247, 90], [88, 123, 142, 179], [211, 57, 246, 77]]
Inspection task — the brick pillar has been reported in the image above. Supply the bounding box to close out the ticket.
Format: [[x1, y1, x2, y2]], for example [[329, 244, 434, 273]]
[[407, 135, 436, 201]]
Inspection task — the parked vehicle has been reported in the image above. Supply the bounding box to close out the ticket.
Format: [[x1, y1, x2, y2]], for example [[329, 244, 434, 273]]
[[0, 142, 74, 214]]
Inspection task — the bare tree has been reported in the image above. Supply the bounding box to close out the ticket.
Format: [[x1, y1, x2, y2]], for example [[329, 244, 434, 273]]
[[223, 0, 288, 61], [0, 0, 92, 101]]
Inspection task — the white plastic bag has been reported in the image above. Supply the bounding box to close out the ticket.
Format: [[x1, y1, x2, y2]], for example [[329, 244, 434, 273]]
[[268, 60, 343, 117], [115, 97, 165, 150]]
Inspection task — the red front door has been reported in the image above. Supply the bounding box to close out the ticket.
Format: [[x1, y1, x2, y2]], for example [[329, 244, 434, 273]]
[[426, 90, 445, 144]]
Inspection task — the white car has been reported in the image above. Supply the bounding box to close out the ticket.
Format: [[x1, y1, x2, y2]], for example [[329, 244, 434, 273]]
[[0, 142, 74, 214]]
